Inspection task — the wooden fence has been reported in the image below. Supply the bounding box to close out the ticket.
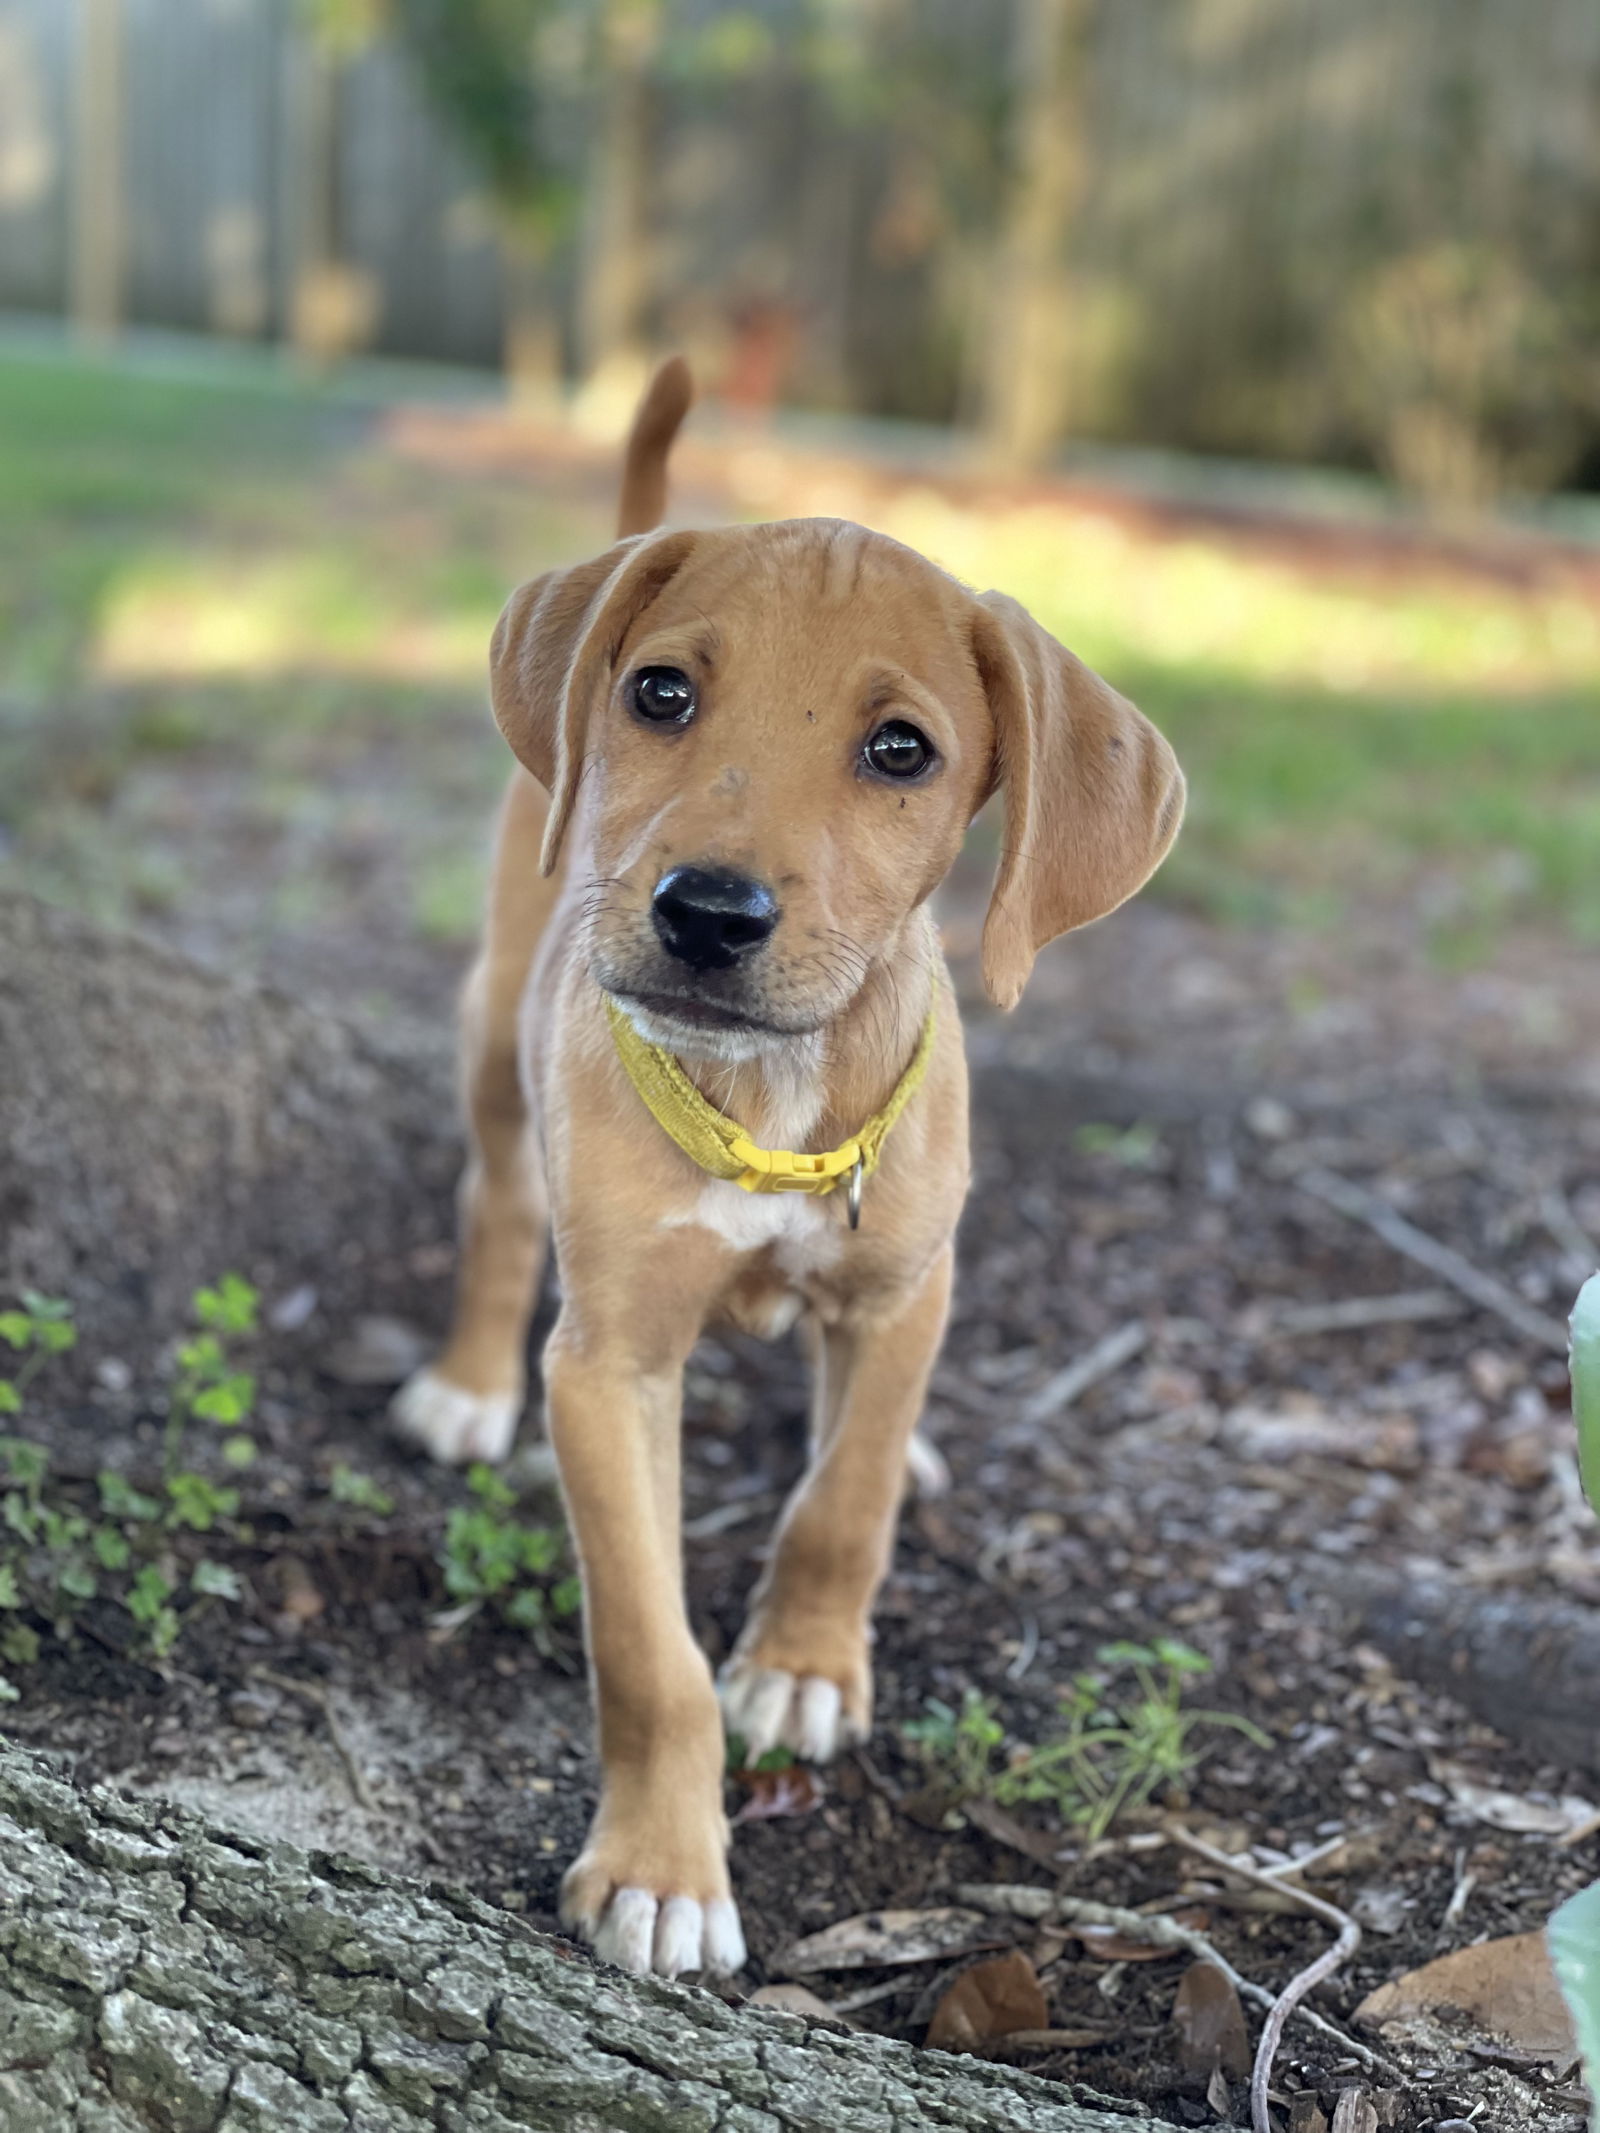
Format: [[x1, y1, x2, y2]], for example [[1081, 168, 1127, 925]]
[[1, 0, 1596, 477]]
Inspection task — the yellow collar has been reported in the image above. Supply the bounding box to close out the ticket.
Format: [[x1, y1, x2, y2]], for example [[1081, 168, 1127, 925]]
[[604, 995, 936, 1224]]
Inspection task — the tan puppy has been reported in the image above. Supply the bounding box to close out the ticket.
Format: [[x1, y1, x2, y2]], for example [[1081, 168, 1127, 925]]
[[393, 359, 1184, 1979]]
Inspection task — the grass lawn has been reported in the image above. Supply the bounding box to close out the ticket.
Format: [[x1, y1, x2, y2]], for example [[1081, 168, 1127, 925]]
[[4, 342, 1599, 976]]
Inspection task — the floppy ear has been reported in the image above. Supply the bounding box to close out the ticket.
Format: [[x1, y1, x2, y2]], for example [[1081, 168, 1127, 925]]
[[972, 591, 1185, 1010], [489, 529, 699, 874]]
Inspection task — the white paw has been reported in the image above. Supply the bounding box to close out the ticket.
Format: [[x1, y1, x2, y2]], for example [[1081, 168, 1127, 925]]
[[390, 1368, 520, 1465], [569, 1884, 747, 1980], [906, 1429, 950, 1499], [717, 1660, 862, 1765]]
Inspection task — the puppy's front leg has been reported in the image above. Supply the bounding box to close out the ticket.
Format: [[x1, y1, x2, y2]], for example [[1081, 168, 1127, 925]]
[[546, 1322, 744, 1980], [721, 1244, 953, 1764]]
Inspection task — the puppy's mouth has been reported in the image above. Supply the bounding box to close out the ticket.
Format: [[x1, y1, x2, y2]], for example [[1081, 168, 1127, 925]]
[[608, 985, 811, 1041]]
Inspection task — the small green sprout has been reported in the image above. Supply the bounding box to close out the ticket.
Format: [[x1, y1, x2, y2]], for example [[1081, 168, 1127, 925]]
[[330, 1463, 395, 1517], [167, 1276, 259, 1482], [0, 1293, 77, 1416], [904, 1640, 1270, 1842], [438, 1463, 581, 1652]]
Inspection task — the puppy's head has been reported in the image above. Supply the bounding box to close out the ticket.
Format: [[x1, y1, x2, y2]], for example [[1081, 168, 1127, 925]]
[[490, 518, 1183, 1055]]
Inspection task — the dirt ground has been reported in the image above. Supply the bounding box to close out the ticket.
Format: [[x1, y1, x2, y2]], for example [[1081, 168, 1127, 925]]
[[11, 841, 1600, 2129]]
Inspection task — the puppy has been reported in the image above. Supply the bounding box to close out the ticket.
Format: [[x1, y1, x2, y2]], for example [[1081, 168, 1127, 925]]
[[394, 358, 1184, 1978]]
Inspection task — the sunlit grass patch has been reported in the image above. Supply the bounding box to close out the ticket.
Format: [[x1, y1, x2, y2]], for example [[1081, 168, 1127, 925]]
[[93, 552, 496, 687]]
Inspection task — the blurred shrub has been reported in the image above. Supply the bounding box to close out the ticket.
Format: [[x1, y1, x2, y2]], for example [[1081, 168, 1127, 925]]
[[1345, 243, 1600, 517]]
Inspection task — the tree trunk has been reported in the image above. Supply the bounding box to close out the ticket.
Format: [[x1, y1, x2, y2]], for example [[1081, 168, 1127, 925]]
[[71, 0, 125, 343], [0, 892, 457, 1372], [0, 1736, 1174, 2133], [575, 0, 659, 412], [975, 0, 1088, 475]]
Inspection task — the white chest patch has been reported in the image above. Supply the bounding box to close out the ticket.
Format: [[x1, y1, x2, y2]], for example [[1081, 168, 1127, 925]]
[[664, 1179, 844, 1276]]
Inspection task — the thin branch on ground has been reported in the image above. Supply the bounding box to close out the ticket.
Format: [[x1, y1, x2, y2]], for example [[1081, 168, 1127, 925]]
[[1166, 1824, 1365, 2133], [1010, 1320, 1148, 1433], [1296, 1167, 1569, 1353], [959, 1879, 1388, 2078], [253, 1664, 381, 1815]]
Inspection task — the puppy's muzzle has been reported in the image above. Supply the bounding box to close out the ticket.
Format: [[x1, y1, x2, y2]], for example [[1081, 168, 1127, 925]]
[[651, 865, 778, 972]]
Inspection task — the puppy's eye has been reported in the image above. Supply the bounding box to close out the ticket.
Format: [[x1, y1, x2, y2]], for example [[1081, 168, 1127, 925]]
[[862, 719, 934, 781], [630, 666, 696, 725]]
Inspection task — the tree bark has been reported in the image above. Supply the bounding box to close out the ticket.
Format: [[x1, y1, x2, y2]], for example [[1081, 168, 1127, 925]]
[[0, 892, 457, 1371], [0, 1737, 1174, 2133], [975, 0, 1088, 474]]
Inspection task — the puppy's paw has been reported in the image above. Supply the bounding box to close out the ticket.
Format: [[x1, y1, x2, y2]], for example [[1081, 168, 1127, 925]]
[[561, 1859, 745, 1981], [717, 1654, 870, 1766], [390, 1368, 520, 1465]]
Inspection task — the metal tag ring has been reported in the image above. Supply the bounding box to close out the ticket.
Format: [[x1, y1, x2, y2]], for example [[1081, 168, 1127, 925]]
[[845, 1158, 864, 1230]]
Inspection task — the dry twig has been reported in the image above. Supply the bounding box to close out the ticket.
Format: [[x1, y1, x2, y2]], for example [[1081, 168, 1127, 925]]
[[1167, 1826, 1364, 2133], [252, 1665, 381, 1815], [959, 1879, 1388, 2083], [1296, 1168, 1568, 1354], [1011, 1321, 1148, 1431]]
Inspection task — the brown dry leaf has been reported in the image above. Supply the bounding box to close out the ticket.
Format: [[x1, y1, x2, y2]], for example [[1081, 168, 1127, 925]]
[[1077, 1908, 1211, 1963], [777, 1907, 998, 1975], [1355, 1931, 1576, 2063], [730, 1763, 822, 1826], [1172, 1961, 1251, 2079], [747, 1983, 849, 2026], [926, 1951, 1049, 2053], [1205, 2065, 1232, 2117]]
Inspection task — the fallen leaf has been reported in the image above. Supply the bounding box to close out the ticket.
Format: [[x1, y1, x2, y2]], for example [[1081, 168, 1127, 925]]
[[1355, 1931, 1576, 2064], [776, 1907, 998, 1975], [926, 1951, 1049, 2052], [1432, 1761, 1599, 1839], [730, 1763, 822, 1825], [1173, 1961, 1251, 2079], [1329, 2094, 1377, 2133], [747, 1983, 848, 2025], [1205, 2065, 1232, 2117], [1077, 1908, 1211, 1963], [1350, 1885, 1411, 1936]]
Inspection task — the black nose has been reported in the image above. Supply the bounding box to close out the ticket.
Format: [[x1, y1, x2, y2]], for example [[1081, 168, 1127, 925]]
[[651, 865, 778, 971]]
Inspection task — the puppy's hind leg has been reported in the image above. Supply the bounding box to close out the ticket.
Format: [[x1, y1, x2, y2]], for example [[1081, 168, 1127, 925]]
[[393, 771, 556, 1466]]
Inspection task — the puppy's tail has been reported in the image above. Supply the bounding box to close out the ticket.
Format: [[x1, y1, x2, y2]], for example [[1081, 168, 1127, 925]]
[[616, 356, 693, 539]]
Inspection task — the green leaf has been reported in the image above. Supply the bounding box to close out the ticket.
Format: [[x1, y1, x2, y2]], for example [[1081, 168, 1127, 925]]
[[194, 1275, 258, 1336], [3, 1495, 36, 1544], [466, 1463, 516, 1512], [0, 1314, 32, 1351], [126, 1565, 173, 1623], [1571, 1274, 1600, 1511], [221, 1433, 258, 1468], [0, 1676, 18, 1704], [1549, 1878, 1600, 2116], [165, 1473, 238, 1533], [35, 1320, 76, 1355], [0, 1382, 19, 1416], [0, 1623, 39, 1666], [0, 1440, 48, 1491], [0, 1565, 17, 1608], [330, 1464, 394, 1516], [58, 1560, 98, 1601], [92, 1526, 131, 1572], [19, 1292, 73, 1323], [193, 1376, 253, 1425], [191, 1559, 243, 1601], [97, 1472, 162, 1522]]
